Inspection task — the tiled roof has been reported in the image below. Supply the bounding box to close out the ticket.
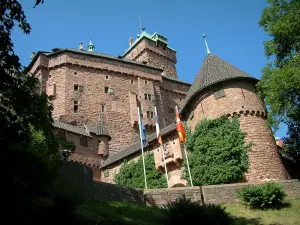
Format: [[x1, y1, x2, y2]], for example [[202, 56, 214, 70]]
[[26, 48, 164, 74], [49, 48, 163, 71], [180, 53, 258, 113], [161, 74, 191, 85], [101, 123, 176, 168], [53, 121, 111, 139], [85, 122, 111, 140], [53, 121, 91, 137]]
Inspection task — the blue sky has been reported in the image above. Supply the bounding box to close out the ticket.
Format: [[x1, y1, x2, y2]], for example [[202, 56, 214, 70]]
[[12, 0, 287, 138]]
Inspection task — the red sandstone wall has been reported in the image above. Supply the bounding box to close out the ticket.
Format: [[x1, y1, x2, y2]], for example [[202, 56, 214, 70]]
[[185, 79, 287, 182], [124, 38, 178, 78]]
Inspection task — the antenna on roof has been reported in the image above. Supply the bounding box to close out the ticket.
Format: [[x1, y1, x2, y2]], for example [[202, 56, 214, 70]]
[[138, 13, 145, 34], [203, 33, 211, 54]]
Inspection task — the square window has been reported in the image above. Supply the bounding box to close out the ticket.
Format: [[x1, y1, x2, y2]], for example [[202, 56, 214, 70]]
[[80, 136, 88, 147], [49, 74, 52, 78], [147, 111, 154, 119], [58, 129, 66, 140], [108, 87, 114, 95], [74, 84, 79, 91], [213, 84, 226, 99], [104, 170, 109, 177], [74, 72, 77, 75], [104, 87, 109, 93], [168, 107, 174, 113], [74, 100, 78, 113]]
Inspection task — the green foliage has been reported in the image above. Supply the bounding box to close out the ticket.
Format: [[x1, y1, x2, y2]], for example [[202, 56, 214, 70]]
[[114, 153, 167, 189], [1, 0, 60, 222], [163, 196, 232, 225], [258, 0, 300, 159], [259, 0, 300, 66], [237, 182, 287, 209], [185, 115, 250, 186]]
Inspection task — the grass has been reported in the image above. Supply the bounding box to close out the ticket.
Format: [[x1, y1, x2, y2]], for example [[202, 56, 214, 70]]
[[224, 199, 300, 225], [74, 199, 300, 225], [74, 200, 165, 225]]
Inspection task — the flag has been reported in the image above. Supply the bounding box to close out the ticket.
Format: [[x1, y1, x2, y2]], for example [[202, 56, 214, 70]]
[[154, 106, 162, 145], [138, 106, 147, 147], [175, 105, 186, 143]]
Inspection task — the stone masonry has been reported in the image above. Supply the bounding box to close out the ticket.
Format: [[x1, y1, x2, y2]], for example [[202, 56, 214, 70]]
[[29, 48, 190, 156], [28, 31, 288, 186]]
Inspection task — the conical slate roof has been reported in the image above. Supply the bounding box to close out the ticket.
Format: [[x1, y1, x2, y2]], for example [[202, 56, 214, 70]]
[[180, 53, 258, 112]]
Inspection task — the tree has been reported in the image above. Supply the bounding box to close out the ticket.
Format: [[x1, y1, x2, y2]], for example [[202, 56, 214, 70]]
[[257, 0, 300, 160], [114, 153, 167, 189], [185, 116, 250, 186], [1, 0, 60, 222]]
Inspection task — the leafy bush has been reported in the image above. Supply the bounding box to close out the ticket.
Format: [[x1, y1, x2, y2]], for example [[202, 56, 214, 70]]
[[114, 153, 167, 189], [185, 115, 250, 186], [163, 196, 232, 225], [237, 182, 287, 208]]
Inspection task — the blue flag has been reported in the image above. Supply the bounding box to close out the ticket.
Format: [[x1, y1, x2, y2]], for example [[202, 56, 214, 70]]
[[138, 106, 147, 147]]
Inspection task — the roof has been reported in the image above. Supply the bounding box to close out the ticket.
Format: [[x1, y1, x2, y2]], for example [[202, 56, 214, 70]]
[[180, 53, 258, 113], [26, 48, 164, 73], [53, 121, 91, 137], [123, 31, 176, 57], [101, 123, 176, 168], [161, 74, 191, 85], [85, 122, 111, 140], [53, 120, 111, 139]]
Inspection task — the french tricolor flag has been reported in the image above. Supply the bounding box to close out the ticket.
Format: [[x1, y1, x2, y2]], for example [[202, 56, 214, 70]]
[[154, 106, 162, 145]]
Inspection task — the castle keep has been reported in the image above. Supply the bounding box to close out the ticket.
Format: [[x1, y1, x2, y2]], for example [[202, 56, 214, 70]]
[[28, 31, 288, 186]]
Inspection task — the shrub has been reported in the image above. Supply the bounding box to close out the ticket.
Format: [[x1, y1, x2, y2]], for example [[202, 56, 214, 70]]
[[114, 153, 167, 189], [237, 182, 287, 208], [185, 115, 250, 186], [163, 196, 232, 225]]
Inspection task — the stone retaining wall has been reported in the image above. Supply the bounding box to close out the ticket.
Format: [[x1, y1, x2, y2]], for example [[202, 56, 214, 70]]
[[202, 179, 300, 205], [92, 181, 144, 204], [144, 186, 202, 206], [90, 179, 300, 206]]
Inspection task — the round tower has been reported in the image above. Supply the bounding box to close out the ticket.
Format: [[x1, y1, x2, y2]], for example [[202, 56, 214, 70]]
[[180, 53, 287, 182]]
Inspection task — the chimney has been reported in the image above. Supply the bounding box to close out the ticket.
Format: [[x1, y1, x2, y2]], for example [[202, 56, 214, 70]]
[[129, 37, 134, 47], [31, 52, 36, 60], [79, 43, 84, 50]]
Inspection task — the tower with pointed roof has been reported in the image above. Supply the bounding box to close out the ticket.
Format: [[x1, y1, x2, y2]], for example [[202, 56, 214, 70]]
[[178, 45, 287, 182], [123, 31, 178, 78]]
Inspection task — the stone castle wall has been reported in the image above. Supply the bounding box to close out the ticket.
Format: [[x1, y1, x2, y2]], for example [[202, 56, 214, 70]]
[[124, 38, 178, 78], [184, 79, 288, 182], [30, 52, 190, 155], [136, 50, 177, 78]]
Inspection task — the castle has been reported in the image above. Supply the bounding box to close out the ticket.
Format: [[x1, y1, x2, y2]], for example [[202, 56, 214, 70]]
[[28, 30, 288, 187]]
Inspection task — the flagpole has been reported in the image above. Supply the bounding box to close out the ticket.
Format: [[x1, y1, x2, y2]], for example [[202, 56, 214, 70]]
[[160, 145, 169, 187], [137, 106, 148, 189], [183, 144, 193, 187], [154, 106, 169, 187], [175, 105, 193, 187]]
